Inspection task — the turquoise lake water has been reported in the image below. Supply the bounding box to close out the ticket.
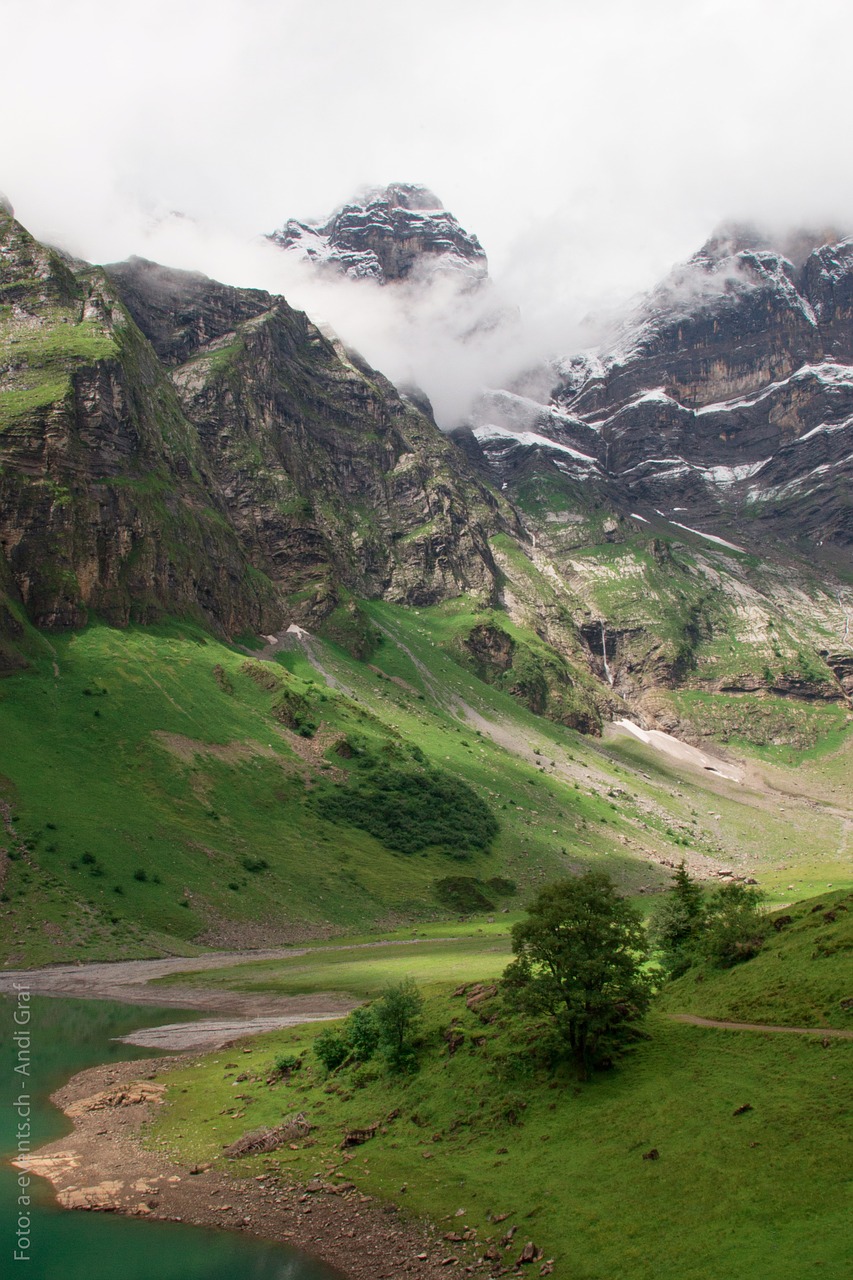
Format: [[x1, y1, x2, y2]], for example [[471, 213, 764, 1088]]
[[0, 994, 343, 1280]]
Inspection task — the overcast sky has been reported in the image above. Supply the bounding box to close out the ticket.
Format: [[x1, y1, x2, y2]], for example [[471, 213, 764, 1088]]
[[4, 0, 853, 420]]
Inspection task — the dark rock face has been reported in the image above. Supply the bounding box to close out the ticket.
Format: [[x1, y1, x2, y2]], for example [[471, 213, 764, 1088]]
[[0, 207, 503, 636], [470, 225, 853, 548], [269, 183, 488, 284], [104, 258, 271, 366]]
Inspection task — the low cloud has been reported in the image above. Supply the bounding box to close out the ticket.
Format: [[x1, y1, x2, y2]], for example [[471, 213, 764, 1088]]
[[5, 0, 853, 423]]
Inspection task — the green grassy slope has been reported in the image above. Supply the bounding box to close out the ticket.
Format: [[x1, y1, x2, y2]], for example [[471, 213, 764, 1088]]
[[659, 890, 853, 1029], [153, 933, 514, 998], [0, 601, 850, 966], [147, 914, 853, 1280]]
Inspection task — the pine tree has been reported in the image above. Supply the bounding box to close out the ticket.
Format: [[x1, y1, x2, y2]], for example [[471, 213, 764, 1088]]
[[648, 861, 705, 975]]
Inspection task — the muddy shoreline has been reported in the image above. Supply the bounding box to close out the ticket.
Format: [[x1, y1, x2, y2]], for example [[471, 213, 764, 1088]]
[[21, 1053, 481, 1280]]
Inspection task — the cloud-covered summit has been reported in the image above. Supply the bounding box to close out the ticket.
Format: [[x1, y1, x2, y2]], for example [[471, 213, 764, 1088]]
[[268, 183, 488, 285]]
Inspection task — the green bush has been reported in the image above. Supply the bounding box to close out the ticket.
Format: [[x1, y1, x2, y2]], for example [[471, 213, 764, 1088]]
[[314, 760, 498, 856], [375, 978, 424, 1071], [648, 862, 705, 976], [433, 876, 496, 913], [272, 1051, 302, 1076], [314, 984, 425, 1076], [346, 1005, 381, 1062], [313, 1027, 349, 1072], [241, 855, 269, 873], [701, 883, 768, 968], [485, 876, 517, 897]]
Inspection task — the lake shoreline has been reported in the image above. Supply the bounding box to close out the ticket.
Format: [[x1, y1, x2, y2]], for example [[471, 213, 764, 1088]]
[[20, 1052, 472, 1280]]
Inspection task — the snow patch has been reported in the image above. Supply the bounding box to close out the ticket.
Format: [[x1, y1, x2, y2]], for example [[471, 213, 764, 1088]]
[[664, 520, 746, 553], [701, 460, 770, 486], [611, 720, 742, 781], [472, 424, 600, 466], [796, 414, 853, 443]]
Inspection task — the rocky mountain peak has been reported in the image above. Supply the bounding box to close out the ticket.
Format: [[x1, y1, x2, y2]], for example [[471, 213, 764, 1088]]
[[365, 182, 443, 211], [464, 221, 853, 554], [690, 222, 852, 280], [268, 183, 487, 285]]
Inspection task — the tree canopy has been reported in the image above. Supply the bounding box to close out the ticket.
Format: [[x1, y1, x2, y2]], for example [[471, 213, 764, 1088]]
[[649, 863, 767, 973], [503, 871, 652, 1078]]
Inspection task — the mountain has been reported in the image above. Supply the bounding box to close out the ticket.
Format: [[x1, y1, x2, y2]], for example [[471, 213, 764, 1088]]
[[0, 199, 851, 965], [0, 200, 505, 659], [268, 182, 488, 284], [453, 224, 853, 721], [464, 224, 853, 551]]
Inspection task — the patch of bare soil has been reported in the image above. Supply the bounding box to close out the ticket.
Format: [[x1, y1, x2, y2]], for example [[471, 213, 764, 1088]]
[[191, 913, 343, 951], [21, 1058, 482, 1280], [278, 725, 347, 781], [151, 731, 280, 766]]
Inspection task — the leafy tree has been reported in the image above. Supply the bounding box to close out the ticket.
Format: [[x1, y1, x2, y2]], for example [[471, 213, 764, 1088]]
[[313, 984, 425, 1075], [312, 1005, 380, 1073], [700, 882, 767, 967], [346, 1004, 381, 1061], [503, 872, 652, 1079], [648, 861, 705, 975], [313, 1026, 349, 1072], [374, 978, 424, 1070]]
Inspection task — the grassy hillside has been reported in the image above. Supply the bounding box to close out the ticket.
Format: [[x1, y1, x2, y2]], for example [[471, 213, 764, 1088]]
[[0, 603, 850, 966], [146, 911, 852, 1280], [659, 890, 853, 1029]]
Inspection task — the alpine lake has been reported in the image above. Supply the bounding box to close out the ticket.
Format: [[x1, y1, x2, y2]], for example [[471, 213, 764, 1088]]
[[0, 994, 343, 1280]]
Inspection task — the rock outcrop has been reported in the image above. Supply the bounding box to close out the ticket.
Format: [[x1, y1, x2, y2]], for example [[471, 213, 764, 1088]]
[[269, 183, 488, 285]]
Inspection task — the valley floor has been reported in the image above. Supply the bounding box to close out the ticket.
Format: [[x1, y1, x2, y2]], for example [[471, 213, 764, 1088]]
[[13, 906, 853, 1280]]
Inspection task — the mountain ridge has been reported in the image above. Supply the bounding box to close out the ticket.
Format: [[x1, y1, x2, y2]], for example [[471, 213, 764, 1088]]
[[1, 199, 851, 743], [479, 223, 853, 552]]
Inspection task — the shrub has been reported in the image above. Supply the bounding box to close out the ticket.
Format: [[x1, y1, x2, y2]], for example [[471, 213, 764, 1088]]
[[485, 876, 517, 897], [314, 1028, 349, 1072], [434, 876, 496, 913], [346, 1005, 381, 1062], [314, 759, 498, 856], [241, 856, 269, 873], [648, 862, 705, 976], [272, 1052, 302, 1077], [375, 978, 424, 1071], [701, 882, 768, 967]]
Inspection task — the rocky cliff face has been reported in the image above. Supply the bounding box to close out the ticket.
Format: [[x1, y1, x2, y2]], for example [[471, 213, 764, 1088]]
[[0, 205, 504, 642], [465, 225, 853, 549], [1, 201, 849, 739], [451, 226, 853, 719], [269, 183, 488, 285]]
